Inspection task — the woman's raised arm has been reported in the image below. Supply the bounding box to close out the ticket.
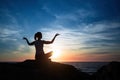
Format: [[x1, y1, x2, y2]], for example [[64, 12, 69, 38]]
[[23, 37, 35, 45], [43, 33, 60, 44]]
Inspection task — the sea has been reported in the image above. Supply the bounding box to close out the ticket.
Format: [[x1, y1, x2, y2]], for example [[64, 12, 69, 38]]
[[62, 62, 109, 74]]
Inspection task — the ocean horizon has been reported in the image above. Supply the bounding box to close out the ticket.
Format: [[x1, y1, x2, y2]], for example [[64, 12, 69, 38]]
[[62, 62, 109, 74]]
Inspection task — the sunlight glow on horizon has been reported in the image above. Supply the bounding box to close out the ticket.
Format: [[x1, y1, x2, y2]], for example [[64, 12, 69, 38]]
[[51, 49, 61, 58]]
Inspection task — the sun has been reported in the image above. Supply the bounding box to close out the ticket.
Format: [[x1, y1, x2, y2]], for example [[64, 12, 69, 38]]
[[51, 49, 61, 59]]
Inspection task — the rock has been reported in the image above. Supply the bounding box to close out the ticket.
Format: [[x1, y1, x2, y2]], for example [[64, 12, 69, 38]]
[[0, 60, 90, 80], [92, 61, 120, 80]]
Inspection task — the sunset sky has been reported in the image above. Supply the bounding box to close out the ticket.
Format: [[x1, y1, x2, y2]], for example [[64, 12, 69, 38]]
[[0, 0, 120, 62]]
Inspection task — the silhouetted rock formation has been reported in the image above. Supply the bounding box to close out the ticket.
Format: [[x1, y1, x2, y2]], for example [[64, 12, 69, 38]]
[[0, 60, 119, 80], [0, 60, 89, 80], [92, 61, 120, 80]]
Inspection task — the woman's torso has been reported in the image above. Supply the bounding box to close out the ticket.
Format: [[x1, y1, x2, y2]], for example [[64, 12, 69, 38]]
[[34, 40, 44, 55]]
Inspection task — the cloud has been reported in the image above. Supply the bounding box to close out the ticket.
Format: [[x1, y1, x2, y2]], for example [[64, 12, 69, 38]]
[[0, 8, 25, 56], [42, 4, 97, 27], [83, 21, 120, 33], [39, 4, 120, 55], [0, 0, 120, 61], [54, 9, 96, 21], [0, 8, 23, 40], [0, 26, 22, 41], [39, 19, 120, 55]]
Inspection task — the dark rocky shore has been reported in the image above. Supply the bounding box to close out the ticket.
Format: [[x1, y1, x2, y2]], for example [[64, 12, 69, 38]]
[[92, 61, 120, 80], [0, 60, 120, 80]]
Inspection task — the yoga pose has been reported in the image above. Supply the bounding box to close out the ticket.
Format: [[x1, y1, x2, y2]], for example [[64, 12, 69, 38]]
[[23, 32, 59, 61]]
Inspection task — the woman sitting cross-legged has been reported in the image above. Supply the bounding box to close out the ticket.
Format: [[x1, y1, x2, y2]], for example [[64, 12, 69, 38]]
[[23, 32, 59, 62]]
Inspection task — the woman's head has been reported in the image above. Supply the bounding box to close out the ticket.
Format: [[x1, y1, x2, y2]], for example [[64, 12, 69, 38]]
[[34, 32, 42, 40]]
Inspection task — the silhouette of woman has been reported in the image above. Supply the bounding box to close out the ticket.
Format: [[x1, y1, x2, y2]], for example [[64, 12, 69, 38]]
[[23, 32, 59, 61]]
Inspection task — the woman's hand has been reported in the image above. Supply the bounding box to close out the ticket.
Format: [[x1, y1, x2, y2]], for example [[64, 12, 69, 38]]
[[23, 37, 27, 40], [55, 33, 60, 37]]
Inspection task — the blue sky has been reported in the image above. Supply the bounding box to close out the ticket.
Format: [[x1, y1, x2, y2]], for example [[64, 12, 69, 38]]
[[0, 0, 120, 62]]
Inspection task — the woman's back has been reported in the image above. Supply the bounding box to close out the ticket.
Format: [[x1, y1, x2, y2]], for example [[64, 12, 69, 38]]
[[34, 40, 44, 55]]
